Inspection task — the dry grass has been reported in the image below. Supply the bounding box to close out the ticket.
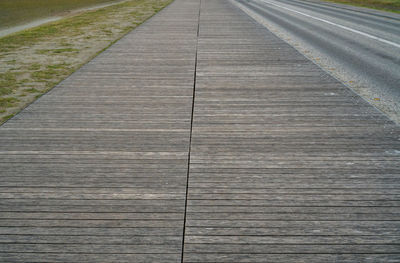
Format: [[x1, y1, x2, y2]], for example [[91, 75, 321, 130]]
[[0, 0, 173, 123], [0, 0, 121, 29], [322, 0, 400, 13]]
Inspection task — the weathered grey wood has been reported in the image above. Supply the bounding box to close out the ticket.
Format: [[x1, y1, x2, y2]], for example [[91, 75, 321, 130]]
[[1, 0, 400, 261], [0, 235, 182, 244], [0, 227, 182, 236], [0, 0, 200, 261], [0, 253, 181, 263], [183, 0, 400, 262], [185, 226, 399, 236], [183, 254, 400, 263]]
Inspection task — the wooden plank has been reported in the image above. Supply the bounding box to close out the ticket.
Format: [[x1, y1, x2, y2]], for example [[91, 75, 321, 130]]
[[1, 0, 400, 261], [183, 254, 400, 263], [0, 253, 181, 263], [0, 0, 200, 261], [183, 0, 400, 262]]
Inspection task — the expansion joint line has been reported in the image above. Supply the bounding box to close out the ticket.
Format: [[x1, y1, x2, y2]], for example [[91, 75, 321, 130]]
[[181, 0, 201, 262]]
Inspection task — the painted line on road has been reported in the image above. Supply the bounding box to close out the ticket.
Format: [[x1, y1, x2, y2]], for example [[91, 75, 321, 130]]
[[260, 0, 400, 49]]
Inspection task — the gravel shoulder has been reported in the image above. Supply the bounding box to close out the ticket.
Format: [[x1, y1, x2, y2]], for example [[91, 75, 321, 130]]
[[232, 0, 400, 124]]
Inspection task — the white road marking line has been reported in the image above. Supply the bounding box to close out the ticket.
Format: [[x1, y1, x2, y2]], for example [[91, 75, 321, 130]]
[[259, 0, 400, 49]]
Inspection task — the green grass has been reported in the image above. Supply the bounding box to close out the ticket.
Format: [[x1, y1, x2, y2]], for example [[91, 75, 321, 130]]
[[322, 0, 400, 13], [0, 72, 17, 90], [47, 63, 71, 69], [36, 48, 79, 54], [27, 63, 41, 70], [32, 69, 55, 80], [2, 114, 15, 122], [0, 0, 155, 51], [23, 88, 40, 93], [0, 97, 19, 108], [0, 87, 13, 96], [0, 0, 120, 29]]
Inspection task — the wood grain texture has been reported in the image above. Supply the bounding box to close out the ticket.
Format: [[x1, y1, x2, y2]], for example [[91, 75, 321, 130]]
[[183, 0, 400, 262], [0, 0, 200, 261], [1, 0, 400, 262]]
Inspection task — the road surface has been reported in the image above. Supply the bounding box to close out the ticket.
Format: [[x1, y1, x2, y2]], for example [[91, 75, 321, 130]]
[[233, 0, 400, 122]]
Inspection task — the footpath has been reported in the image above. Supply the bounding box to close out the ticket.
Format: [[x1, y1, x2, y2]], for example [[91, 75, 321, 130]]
[[0, 0, 399, 262]]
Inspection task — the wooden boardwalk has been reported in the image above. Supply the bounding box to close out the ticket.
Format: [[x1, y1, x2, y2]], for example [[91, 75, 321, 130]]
[[0, 0, 199, 261], [1, 0, 400, 262]]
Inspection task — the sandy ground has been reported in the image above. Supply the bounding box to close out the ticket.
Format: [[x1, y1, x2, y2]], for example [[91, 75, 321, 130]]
[[0, 0, 129, 38], [0, 0, 171, 123]]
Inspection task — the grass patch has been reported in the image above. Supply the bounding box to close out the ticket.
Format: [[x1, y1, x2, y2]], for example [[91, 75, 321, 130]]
[[0, 97, 19, 108], [59, 41, 74, 47], [31, 67, 71, 81], [0, 1, 142, 50], [31, 70, 57, 80], [0, 87, 13, 96], [36, 48, 79, 54], [0, 72, 17, 89], [0, 0, 121, 30], [28, 63, 41, 70], [24, 88, 40, 93], [47, 63, 71, 69], [2, 114, 15, 122], [0, 0, 173, 124], [322, 0, 400, 13]]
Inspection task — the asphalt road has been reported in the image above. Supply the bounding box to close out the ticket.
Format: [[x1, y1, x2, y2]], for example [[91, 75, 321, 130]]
[[233, 0, 400, 122]]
